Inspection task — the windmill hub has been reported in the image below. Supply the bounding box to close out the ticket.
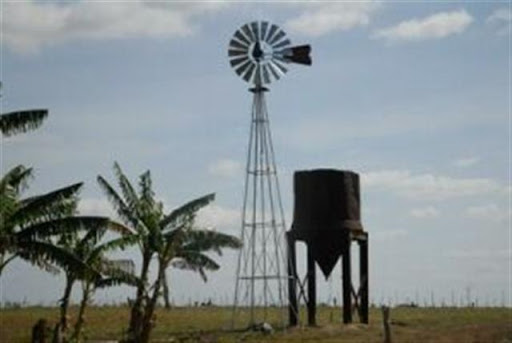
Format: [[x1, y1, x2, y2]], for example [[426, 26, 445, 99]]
[[251, 41, 264, 61]]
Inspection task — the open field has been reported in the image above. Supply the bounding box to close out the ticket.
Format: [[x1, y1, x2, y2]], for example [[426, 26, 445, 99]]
[[1, 305, 511, 342]]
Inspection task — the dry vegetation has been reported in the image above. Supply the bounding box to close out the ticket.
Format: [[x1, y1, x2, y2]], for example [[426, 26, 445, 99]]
[[1, 305, 511, 342]]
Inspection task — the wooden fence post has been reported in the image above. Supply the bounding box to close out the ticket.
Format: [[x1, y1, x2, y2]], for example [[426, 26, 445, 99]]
[[31, 319, 47, 343], [381, 306, 392, 343]]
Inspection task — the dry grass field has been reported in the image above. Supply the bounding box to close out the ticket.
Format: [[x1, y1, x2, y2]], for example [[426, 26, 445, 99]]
[[0, 305, 511, 342]]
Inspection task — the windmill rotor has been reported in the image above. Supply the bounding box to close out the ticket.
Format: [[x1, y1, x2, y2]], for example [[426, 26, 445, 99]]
[[228, 21, 311, 86]]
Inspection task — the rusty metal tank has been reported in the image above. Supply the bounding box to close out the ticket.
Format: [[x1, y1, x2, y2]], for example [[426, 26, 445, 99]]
[[291, 169, 364, 277]]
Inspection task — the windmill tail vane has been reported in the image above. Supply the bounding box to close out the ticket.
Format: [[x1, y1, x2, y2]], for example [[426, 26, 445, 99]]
[[282, 45, 312, 65]]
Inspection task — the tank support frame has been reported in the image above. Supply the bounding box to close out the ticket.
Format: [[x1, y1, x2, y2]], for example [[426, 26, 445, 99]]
[[286, 229, 369, 326]]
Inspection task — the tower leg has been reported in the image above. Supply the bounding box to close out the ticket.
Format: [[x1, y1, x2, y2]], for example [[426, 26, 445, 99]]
[[359, 238, 369, 324], [287, 233, 298, 327], [307, 244, 316, 326], [342, 234, 352, 324]]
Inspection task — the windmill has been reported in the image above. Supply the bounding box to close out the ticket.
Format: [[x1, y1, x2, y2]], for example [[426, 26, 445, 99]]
[[228, 21, 311, 328]]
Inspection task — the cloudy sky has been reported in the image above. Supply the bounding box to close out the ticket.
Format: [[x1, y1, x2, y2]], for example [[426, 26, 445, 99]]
[[1, 1, 510, 309]]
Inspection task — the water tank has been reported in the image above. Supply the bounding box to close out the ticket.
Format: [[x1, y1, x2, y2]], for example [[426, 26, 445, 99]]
[[292, 169, 362, 238], [291, 169, 364, 277]]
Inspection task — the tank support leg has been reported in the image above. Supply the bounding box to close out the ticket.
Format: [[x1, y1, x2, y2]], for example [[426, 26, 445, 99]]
[[342, 233, 352, 324], [359, 237, 369, 323], [307, 244, 316, 326], [287, 233, 298, 326]]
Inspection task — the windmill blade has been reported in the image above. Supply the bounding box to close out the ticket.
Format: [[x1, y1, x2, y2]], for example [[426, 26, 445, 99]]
[[230, 56, 249, 68], [269, 30, 286, 45], [250, 22, 260, 42], [272, 38, 291, 50], [265, 24, 279, 43], [241, 24, 255, 42], [235, 59, 253, 76], [267, 63, 281, 81], [268, 60, 285, 80], [260, 21, 269, 41], [235, 30, 251, 46], [242, 63, 256, 82], [270, 59, 288, 74], [229, 38, 249, 50], [272, 53, 287, 63], [228, 49, 247, 57]]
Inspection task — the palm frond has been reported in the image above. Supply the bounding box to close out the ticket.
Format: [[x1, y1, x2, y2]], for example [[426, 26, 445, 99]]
[[11, 183, 82, 227], [0, 192, 19, 229], [16, 216, 110, 241], [97, 175, 138, 228], [0, 109, 48, 137], [113, 162, 139, 213], [34, 259, 61, 275], [160, 193, 215, 231], [87, 234, 142, 262], [182, 230, 242, 256], [16, 240, 98, 277], [139, 170, 155, 208], [162, 226, 185, 244], [95, 259, 139, 288], [161, 224, 189, 258], [95, 274, 138, 289], [75, 225, 108, 256], [102, 259, 135, 275], [0, 165, 33, 194], [171, 252, 219, 282], [108, 220, 135, 236]]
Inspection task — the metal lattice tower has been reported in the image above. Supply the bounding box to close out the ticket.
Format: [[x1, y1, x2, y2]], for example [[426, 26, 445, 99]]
[[231, 85, 287, 327], [228, 21, 311, 328]]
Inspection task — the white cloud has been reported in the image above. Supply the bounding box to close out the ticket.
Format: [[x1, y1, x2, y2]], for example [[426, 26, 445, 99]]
[[196, 204, 240, 233], [285, 2, 380, 36], [373, 10, 473, 42], [78, 198, 116, 217], [465, 204, 509, 222], [373, 229, 407, 241], [453, 157, 480, 168], [410, 206, 440, 218], [487, 7, 511, 35], [208, 159, 242, 178], [362, 170, 504, 200], [3, 1, 228, 54]]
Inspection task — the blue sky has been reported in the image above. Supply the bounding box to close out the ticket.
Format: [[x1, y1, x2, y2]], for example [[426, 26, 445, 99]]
[[1, 1, 510, 308]]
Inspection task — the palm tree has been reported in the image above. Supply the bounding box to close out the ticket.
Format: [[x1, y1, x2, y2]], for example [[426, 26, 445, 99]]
[[98, 163, 241, 343], [54, 219, 135, 339], [0, 165, 113, 276], [66, 231, 138, 341]]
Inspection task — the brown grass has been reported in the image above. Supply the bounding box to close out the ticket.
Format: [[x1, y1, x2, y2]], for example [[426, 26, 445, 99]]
[[0, 305, 510, 342]]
